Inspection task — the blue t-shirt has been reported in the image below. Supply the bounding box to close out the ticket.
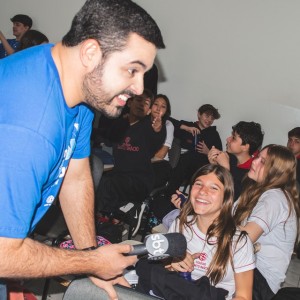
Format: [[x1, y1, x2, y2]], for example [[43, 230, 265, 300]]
[[0, 44, 94, 238], [0, 38, 19, 58]]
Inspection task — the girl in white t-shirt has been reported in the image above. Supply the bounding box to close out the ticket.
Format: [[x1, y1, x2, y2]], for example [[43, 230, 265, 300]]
[[234, 144, 300, 300], [168, 164, 255, 300]]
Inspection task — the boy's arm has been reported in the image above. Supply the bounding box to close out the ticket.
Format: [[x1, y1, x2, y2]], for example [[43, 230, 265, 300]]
[[216, 151, 230, 170], [0, 31, 15, 55], [180, 124, 200, 136]]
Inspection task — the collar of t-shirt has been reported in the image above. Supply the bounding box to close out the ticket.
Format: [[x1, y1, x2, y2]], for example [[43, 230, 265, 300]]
[[237, 150, 259, 169]]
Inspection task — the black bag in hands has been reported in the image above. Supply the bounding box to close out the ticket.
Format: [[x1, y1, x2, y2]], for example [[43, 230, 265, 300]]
[[136, 258, 228, 300]]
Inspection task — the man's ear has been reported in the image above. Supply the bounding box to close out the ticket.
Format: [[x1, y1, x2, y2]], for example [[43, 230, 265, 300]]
[[80, 39, 102, 71]]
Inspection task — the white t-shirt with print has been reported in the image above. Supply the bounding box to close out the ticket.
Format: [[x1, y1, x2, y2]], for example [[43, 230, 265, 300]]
[[168, 217, 255, 299]]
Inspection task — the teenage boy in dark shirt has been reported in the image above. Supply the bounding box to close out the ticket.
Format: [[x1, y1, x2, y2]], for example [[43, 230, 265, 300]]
[[208, 121, 264, 200], [96, 90, 165, 232], [167, 104, 222, 193]]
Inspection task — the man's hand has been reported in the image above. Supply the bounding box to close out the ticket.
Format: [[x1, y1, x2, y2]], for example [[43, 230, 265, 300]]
[[90, 275, 131, 300], [92, 244, 137, 280], [0, 238, 136, 280]]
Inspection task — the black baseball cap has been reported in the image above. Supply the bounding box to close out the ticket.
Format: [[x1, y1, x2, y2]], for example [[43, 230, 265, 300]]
[[10, 14, 32, 28]]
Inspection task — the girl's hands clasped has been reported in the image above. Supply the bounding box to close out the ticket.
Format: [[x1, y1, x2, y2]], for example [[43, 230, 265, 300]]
[[166, 252, 201, 273]]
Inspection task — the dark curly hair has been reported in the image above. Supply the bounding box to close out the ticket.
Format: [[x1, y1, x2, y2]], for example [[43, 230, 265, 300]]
[[62, 0, 165, 60], [232, 121, 264, 155], [198, 104, 220, 120]]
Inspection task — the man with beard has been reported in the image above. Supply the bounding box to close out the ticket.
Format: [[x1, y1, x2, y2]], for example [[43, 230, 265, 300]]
[[0, 0, 164, 299]]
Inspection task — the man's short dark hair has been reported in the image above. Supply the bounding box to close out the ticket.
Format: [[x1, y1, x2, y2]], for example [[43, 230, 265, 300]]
[[232, 121, 264, 155], [198, 104, 220, 120], [288, 127, 300, 139], [62, 0, 165, 59]]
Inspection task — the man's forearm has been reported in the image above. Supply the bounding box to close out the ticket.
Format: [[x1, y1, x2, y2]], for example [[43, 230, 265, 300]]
[[0, 237, 137, 280], [0, 237, 97, 278], [59, 157, 97, 249]]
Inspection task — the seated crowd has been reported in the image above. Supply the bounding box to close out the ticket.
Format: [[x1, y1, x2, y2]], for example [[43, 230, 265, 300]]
[[91, 88, 300, 299]]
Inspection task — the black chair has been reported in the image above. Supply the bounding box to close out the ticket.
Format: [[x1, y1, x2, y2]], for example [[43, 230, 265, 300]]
[[168, 137, 181, 169], [136, 137, 182, 241], [168, 136, 190, 194]]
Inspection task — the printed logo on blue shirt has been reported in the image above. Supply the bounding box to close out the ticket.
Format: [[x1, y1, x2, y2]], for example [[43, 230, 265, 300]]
[[44, 123, 79, 206]]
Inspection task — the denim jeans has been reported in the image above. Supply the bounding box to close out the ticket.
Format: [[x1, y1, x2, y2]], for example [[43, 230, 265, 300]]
[[63, 278, 155, 300]]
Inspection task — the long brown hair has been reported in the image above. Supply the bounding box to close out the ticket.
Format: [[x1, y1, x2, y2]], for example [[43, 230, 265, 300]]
[[178, 164, 245, 285], [234, 144, 300, 237]]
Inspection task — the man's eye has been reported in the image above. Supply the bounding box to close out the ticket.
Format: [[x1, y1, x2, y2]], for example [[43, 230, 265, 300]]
[[128, 69, 137, 76]]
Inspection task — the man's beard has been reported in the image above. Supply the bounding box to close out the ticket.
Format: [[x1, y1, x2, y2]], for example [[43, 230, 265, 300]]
[[82, 62, 123, 118]]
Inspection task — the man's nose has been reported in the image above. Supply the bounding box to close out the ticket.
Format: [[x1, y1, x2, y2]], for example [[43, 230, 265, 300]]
[[130, 75, 144, 95]]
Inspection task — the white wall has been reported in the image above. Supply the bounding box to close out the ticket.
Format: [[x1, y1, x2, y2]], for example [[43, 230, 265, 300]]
[[1, 0, 299, 147]]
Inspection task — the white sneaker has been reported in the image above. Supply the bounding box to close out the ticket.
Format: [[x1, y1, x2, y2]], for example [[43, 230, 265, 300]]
[[131, 202, 147, 237]]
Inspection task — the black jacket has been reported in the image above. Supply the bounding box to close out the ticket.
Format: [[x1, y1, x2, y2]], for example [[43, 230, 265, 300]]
[[169, 117, 222, 152]]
